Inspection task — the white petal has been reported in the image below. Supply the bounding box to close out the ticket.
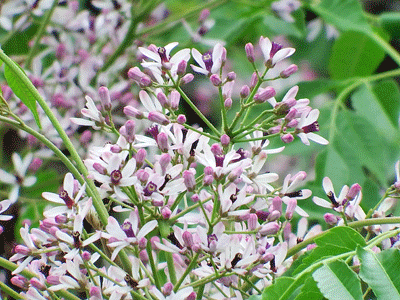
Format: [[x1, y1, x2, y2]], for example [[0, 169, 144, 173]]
[[259, 36, 272, 61], [272, 47, 295, 65], [139, 47, 161, 62], [312, 196, 332, 208], [191, 48, 206, 69], [306, 133, 329, 145]]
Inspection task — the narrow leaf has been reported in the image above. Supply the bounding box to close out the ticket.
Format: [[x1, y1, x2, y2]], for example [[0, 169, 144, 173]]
[[0, 50, 42, 129], [312, 260, 363, 300], [357, 247, 400, 300]]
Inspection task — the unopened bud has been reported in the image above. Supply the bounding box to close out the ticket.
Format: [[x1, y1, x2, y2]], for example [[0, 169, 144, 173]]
[[280, 64, 298, 78], [259, 222, 280, 236], [124, 105, 144, 119], [170, 90, 180, 110], [183, 170, 196, 192], [148, 111, 170, 125], [163, 282, 174, 296], [245, 43, 255, 63], [157, 92, 169, 108], [177, 60, 187, 76], [324, 213, 338, 225], [220, 134, 230, 147], [224, 98, 232, 109], [347, 183, 361, 200], [98, 86, 112, 111], [285, 198, 297, 219], [177, 114, 186, 124], [240, 85, 250, 98], [226, 72, 236, 81], [161, 206, 171, 219], [157, 132, 169, 152], [29, 157, 43, 172], [135, 148, 147, 167], [254, 87, 276, 103], [199, 9, 210, 22], [182, 231, 194, 248], [210, 74, 222, 86], [248, 213, 258, 230], [181, 73, 194, 85], [281, 133, 294, 143]]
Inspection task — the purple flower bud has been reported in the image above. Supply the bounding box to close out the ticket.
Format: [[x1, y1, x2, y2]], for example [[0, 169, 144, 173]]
[[90, 286, 102, 298], [220, 134, 230, 147], [81, 251, 91, 261], [191, 194, 200, 202], [182, 231, 194, 248], [210, 74, 222, 86], [55, 214, 68, 223], [139, 249, 149, 262], [176, 114, 186, 125], [245, 43, 255, 63], [170, 90, 180, 110], [281, 133, 294, 143], [280, 64, 298, 78], [181, 73, 194, 85], [272, 196, 282, 213], [157, 132, 169, 152], [203, 175, 214, 185], [47, 275, 60, 285], [139, 76, 152, 87], [240, 85, 250, 98], [15, 245, 30, 256], [127, 67, 145, 82], [250, 72, 258, 89], [183, 170, 196, 192], [98, 86, 112, 111], [347, 183, 361, 200], [204, 166, 214, 176], [254, 87, 276, 103], [248, 213, 258, 230], [93, 162, 107, 174], [124, 105, 144, 119], [283, 222, 292, 241], [30, 277, 46, 290], [110, 145, 122, 153], [80, 130, 92, 145], [28, 157, 43, 172], [259, 222, 280, 236], [177, 60, 187, 76], [226, 71, 236, 81], [11, 275, 28, 289], [161, 206, 171, 219], [135, 148, 147, 167], [138, 237, 147, 249], [187, 292, 197, 300], [287, 119, 298, 128], [125, 120, 136, 143], [163, 282, 174, 296], [210, 143, 223, 156], [148, 111, 170, 125], [157, 92, 169, 108], [159, 153, 171, 172], [285, 108, 297, 122], [268, 210, 281, 221], [199, 9, 210, 22], [285, 198, 297, 219], [224, 98, 232, 110], [324, 213, 338, 225]]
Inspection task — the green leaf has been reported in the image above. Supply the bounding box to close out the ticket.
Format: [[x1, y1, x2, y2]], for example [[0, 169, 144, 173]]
[[294, 227, 365, 275], [329, 31, 385, 79], [333, 110, 397, 186], [380, 12, 400, 38], [352, 83, 400, 141], [0, 51, 42, 129], [262, 277, 296, 300], [310, 0, 369, 32], [312, 260, 363, 300], [357, 248, 400, 300], [294, 277, 324, 300], [373, 79, 400, 129], [296, 79, 346, 100]]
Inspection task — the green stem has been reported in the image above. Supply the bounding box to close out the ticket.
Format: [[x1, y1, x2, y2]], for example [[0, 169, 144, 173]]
[[158, 220, 177, 285], [365, 187, 391, 219], [25, 0, 58, 70], [218, 85, 228, 134], [173, 252, 200, 292], [0, 279, 23, 299], [175, 84, 220, 137], [368, 30, 400, 67]]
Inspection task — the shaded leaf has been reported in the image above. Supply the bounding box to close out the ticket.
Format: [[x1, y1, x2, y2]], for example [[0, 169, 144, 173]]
[[357, 248, 400, 300], [329, 31, 385, 79], [294, 276, 323, 300], [380, 12, 400, 38], [312, 260, 362, 300], [262, 277, 296, 300]]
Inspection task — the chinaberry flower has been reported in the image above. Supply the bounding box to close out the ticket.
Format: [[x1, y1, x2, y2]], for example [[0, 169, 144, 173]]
[[191, 43, 225, 76], [313, 177, 349, 212], [259, 36, 295, 68], [71, 95, 105, 130], [0, 153, 37, 203], [296, 109, 328, 145]]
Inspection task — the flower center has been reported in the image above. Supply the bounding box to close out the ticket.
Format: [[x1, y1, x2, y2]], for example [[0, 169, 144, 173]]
[[122, 221, 135, 237], [202, 52, 213, 72], [158, 47, 169, 63], [302, 121, 320, 133], [59, 189, 74, 209], [110, 170, 122, 185], [327, 191, 339, 207], [143, 181, 157, 196], [270, 42, 283, 58]]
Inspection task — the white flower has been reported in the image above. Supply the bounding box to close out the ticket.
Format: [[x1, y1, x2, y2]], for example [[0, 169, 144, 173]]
[[259, 36, 295, 67], [71, 95, 105, 130], [0, 153, 36, 203], [0, 199, 13, 221], [191, 43, 224, 75], [296, 109, 329, 145], [313, 177, 349, 211]]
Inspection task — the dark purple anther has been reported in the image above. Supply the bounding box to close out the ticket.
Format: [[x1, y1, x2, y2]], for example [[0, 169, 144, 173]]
[[59, 189, 74, 209], [302, 121, 320, 133], [158, 47, 169, 63], [202, 52, 213, 72], [144, 182, 157, 196], [270, 42, 283, 58]]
